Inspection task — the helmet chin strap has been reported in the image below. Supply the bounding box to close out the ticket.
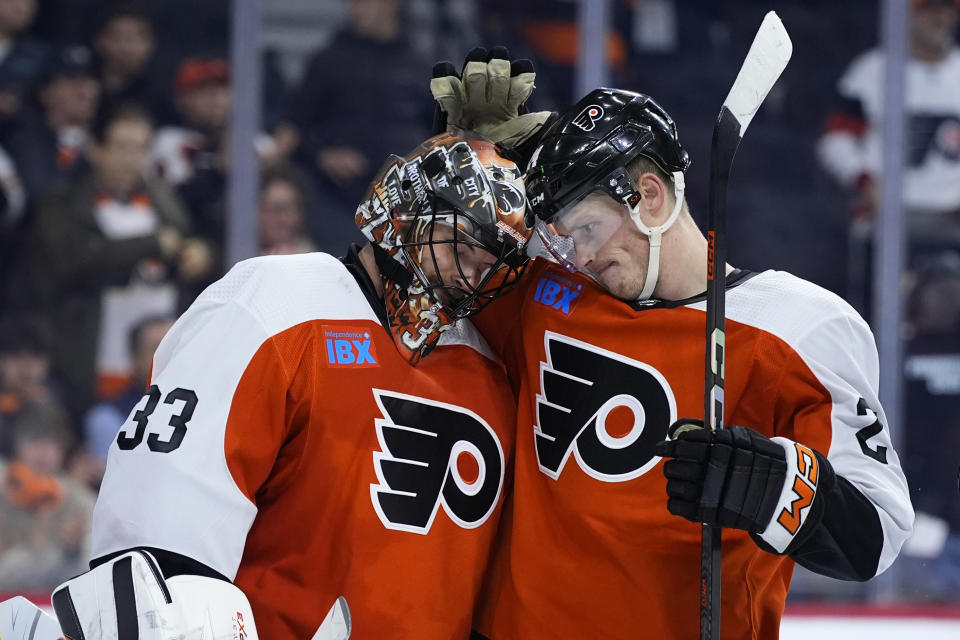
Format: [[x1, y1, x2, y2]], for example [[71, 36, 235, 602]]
[[627, 171, 685, 301]]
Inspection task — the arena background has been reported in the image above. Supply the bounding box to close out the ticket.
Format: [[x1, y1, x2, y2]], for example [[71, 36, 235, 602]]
[[0, 0, 958, 637]]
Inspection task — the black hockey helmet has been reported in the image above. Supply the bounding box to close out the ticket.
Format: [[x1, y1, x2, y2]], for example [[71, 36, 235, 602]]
[[526, 88, 690, 222]]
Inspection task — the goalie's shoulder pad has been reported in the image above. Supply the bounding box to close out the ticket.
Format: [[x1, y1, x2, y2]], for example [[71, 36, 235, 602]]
[[52, 550, 258, 640]]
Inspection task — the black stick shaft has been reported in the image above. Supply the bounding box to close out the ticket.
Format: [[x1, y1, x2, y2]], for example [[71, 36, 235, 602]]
[[702, 105, 741, 640]]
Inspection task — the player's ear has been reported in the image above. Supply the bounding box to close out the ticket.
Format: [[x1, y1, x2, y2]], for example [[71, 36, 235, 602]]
[[635, 172, 667, 216]]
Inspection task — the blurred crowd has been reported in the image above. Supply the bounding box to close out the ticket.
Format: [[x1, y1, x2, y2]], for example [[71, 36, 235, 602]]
[[0, 0, 957, 603]]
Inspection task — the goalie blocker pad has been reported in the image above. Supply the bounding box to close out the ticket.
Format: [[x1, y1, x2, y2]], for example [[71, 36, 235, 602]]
[[0, 596, 63, 640], [52, 550, 259, 640]]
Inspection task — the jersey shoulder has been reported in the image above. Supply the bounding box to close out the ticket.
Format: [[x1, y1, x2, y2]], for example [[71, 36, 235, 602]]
[[193, 252, 380, 336], [153, 253, 380, 374], [723, 270, 873, 358]]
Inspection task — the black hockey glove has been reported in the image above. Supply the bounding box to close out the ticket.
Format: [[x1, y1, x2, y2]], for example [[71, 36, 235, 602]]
[[655, 420, 789, 532], [655, 420, 830, 554], [430, 46, 553, 158]]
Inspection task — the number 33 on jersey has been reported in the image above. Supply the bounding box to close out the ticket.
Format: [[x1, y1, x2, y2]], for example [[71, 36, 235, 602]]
[[95, 253, 516, 640]]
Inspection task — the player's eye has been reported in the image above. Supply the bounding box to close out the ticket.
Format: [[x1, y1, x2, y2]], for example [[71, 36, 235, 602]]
[[573, 222, 598, 240]]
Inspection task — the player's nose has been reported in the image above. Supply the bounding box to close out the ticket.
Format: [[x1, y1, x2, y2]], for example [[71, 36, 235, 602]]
[[575, 247, 595, 271], [458, 254, 495, 289]]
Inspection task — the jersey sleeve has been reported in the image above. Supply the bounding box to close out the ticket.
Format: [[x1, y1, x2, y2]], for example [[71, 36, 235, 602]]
[[90, 260, 301, 581], [771, 301, 914, 580]]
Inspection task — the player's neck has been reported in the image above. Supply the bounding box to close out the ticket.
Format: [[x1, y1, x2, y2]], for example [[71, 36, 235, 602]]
[[358, 243, 384, 298], [654, 222, 734, 300]]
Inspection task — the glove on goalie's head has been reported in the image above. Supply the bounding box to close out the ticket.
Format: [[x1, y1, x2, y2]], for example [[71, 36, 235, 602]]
[[430, 46, 549, 161]]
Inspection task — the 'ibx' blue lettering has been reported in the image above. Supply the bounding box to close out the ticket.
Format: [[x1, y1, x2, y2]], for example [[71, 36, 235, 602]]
[[322, 326, 379, 367], [533, 271, 582, 314]]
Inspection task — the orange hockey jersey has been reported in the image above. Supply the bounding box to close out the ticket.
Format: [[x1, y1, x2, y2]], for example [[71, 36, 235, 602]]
[[472, 258, 913, 640], [91, 250, 516, 639]]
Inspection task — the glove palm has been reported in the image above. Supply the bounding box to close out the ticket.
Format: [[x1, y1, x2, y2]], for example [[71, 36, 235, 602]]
[[430, 47, 552, 153]]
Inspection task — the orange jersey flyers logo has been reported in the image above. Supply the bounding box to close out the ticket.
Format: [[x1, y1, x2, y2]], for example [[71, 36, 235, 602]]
[[370, 389, 504, 534]]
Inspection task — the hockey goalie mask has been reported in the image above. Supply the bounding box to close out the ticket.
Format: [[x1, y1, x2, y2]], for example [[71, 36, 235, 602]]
[[356, 129, 531, 364]]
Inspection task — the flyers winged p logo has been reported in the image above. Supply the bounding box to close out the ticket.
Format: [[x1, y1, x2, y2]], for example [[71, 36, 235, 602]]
[[535, 332, 676, 482], [370, 389, 504, 534], [572, 105, 605, 131]]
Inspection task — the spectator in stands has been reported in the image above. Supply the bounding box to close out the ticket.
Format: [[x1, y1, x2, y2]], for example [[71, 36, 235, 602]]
[[817, 0, 960, 254], [82, 314, 172, 469], [0, 141, 26, 311], [900, 251, 960, 600], [0, 315, 62, 458], [0, 401, 95, 591], [480, 0, 629, 109], [152, 56, 232, 188], [282, 0, 433, 252], [906, 251, 960, 349], [0, 0, 49, 136], [5, 44, 100, 206], [91, 3, 172, 126], [31, 103, 212, 415], [153, 56, 278, 249], [1, 45, 95, 314], [258, 162, 315, 256], [151, 55, 231, 250]]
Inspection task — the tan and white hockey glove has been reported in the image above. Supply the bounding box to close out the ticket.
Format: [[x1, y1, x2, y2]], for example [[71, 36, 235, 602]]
[[430, 46, 553, 153]]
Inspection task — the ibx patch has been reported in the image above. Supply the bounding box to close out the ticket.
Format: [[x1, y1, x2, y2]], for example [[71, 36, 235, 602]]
[[323, 326, 379, 367], [533, 269, 583, 314]]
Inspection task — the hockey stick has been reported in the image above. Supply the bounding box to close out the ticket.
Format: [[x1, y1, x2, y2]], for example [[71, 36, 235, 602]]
[[701, 11, 792, 640]]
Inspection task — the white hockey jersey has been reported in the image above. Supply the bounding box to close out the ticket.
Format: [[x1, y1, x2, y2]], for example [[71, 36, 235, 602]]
[[91, 250, 516, 639]]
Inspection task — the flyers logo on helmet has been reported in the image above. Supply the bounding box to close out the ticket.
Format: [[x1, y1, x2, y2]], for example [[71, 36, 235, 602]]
[[572, 104, 605, 132], [535, 332, 676, 482], [370, 389, 505, 534]]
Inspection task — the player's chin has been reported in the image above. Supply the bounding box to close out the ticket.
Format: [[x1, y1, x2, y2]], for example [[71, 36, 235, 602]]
[[597, 266, 641, 301]]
